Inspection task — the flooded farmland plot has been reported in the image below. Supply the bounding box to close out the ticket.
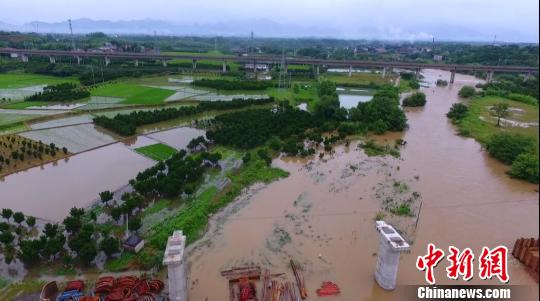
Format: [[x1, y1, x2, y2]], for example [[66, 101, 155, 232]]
[[0, 142, 154, 221], [186, 70, 539, 300], [144, 127, 206, 150], [0, 85, 45, 100], [29, 114, 94, 130], [20, 123, 118, 153]]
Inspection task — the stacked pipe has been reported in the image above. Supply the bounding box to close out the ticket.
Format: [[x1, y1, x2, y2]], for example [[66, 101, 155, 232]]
[[93, 276, 164, 301], [58, 280, 85, 301]]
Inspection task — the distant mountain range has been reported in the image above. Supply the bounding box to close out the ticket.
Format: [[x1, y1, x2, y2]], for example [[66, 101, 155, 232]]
[[0, 18, 341, 38], [0, 18, 536, 42]]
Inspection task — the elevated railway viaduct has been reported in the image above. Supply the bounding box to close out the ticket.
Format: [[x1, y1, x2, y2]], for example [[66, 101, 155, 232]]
[[1, 48, 538, 83]]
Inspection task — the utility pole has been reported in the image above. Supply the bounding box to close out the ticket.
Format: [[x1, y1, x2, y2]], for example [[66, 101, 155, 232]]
[[68, 19, 76, 51], [154, 30, 159, 54]]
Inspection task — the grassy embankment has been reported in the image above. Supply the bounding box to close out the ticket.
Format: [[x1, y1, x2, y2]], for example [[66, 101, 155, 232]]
[[134, 143, 178, 161], [457, 96, 539, 144], [105, 146, 288, 271]]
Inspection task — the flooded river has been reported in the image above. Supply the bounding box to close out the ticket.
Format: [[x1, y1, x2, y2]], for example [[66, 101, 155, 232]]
[[186, 70, 539, 300]]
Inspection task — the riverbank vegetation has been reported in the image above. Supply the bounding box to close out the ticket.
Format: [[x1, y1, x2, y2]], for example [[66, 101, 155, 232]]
[[402, 92, 427, 107], [449, 95, 539, 183]]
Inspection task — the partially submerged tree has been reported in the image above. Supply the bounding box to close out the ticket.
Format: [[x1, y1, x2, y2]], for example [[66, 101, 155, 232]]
[[490, 102, 509, 127]]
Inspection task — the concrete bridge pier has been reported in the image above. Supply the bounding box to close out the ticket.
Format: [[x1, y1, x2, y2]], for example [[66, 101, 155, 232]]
[[348, 65, 353, 77], [163, 230, 187, 301], [192, 59, 197, 70], [21, 54, 29, 63], [222, 61, 227, 73], [524, 72, 531, 81], [486, 71, 494, 83], [162, 59, 167, 67], [75, 56, 82, 65], [105, 56, 111, 67], [49, 56, 56, 64], [316, 65, 320, 79], [134, 59, 139, 67], [382, 67, 387, 78], [374, 221, 410, 290], [450, 70, 456, 84]]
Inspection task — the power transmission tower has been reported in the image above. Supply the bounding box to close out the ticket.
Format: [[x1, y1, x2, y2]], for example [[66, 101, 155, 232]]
[[68, 19, 76, 50]]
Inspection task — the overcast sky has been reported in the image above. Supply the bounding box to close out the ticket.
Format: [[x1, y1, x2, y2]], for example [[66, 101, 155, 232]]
[[1, 0, 538, 42]]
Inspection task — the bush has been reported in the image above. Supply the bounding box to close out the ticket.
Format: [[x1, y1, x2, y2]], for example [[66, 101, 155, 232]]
[[447, 103, 468, 121], [402, 92, 427, 107], [507, 93, 538, 106], [436, 79, 448, 87], [458, 86, 476, 98], [486, 133, 536, 164], [508, 153, 539, 183]]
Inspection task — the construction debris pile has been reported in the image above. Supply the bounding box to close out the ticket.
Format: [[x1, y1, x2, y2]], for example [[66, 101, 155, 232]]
[[221, 259, 340, 301], [512, 237, 539, 282]]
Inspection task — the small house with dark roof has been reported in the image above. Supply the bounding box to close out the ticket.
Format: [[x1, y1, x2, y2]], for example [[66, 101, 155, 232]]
[[123, 234, 145, 253]]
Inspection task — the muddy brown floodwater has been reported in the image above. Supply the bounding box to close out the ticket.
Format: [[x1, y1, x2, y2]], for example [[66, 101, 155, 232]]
[[186, 70, 539, 301]]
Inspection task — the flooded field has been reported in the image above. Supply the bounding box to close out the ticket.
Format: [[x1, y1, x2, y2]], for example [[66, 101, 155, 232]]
[[0, 143, 154, 221], [20, 123, 118, 153], [144, 127, 206, 149], [337, 87, 374, 109], [186, 70, 539, 300]]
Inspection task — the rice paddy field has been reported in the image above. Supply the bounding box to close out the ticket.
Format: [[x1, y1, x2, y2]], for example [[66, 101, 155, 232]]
[[90, 83, 175, 105], [20, 123, 118, 153], [134, 143, 178, 161], [0, 73, 77, 89]]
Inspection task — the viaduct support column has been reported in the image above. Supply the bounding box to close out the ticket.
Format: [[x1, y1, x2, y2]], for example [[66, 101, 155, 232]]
[[374, 221, 410, 290], [486, 71, 494, 83], [192, 59, 197, 70], [316, 65, 320, 79], [524, 72, 531, 81], [382, 67, 387, 78], [134, 59, 139, 67], [348, 65, 353, 77], [49, 56, 56, 64], [450, 70, 456, 84], [163, 230, 187, 301], [222, 61, 227, 73], [162, 59, 168, 67], [76, 56, 82, 65], [21, 54, 29, 63], [105, 56, 111, 67]]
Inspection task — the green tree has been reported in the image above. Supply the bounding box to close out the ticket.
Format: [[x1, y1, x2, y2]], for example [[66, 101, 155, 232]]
[[110, 207, 122, 223], [43, 223, 59, 238], [63, 216, 82, 234], [1, 208, 13, 222], [12, 212, 25, 226], [128, 217, 142, 233], [18, 239, 44, 266], [25, 216, 36, 229], [486, 133, 536, 164], [509, 153, 539, 184], [99, 236, 120, 257], [0, 231, 14, 246], [447, 103, 469, 120], [99, 190, 114, 205], [490, 102, 509, 127], [402, 92, 427, 107], [78, 242, 98, 265], [458, 86, 476, 98]]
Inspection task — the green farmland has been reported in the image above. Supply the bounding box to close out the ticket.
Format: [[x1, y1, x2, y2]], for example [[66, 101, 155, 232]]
[[90, 83, 175, 105], [135, 143, 178, 161]]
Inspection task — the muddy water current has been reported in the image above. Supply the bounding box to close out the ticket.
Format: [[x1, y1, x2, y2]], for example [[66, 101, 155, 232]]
[[186, 70, 539, 300]]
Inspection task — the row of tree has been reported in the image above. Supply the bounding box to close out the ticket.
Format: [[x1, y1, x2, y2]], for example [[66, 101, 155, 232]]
[[93, 97, 273, 136], [25, 83, 90, 102], [192, 78, 274, 90]]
